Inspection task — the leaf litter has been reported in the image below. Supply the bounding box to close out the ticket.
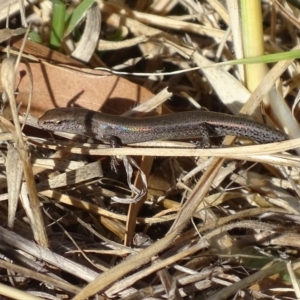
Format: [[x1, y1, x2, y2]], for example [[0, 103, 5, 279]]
[[0, 1, 300, 299]]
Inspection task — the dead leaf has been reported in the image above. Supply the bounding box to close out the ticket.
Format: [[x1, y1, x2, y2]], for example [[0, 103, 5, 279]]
[[0, 61, 153, 118], [8, 38, 154, 117]]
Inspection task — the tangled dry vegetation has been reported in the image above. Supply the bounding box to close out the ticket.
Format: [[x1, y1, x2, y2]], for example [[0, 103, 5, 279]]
[[0, 0, 300, 299]]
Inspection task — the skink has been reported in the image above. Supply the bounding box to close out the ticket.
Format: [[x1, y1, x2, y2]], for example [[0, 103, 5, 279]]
[[38, 107, 287, 146]]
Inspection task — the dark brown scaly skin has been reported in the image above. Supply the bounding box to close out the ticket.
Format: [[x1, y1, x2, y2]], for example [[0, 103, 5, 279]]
[[38, 107, 288, 146]]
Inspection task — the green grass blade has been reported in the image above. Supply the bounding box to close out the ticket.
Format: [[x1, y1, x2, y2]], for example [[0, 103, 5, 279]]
[[64, 0, 95, 37], [50, 0, 66, 49]]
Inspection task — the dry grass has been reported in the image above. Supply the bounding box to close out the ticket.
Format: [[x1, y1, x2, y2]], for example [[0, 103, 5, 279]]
[[0, 0, 300, 299]]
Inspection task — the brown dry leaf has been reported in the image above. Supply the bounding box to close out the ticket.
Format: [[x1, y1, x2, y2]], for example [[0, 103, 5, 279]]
[[6, 38, 154, 117], [0, 62, 154, 118]]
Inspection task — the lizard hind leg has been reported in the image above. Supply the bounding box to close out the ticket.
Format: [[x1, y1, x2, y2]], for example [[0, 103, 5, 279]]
[[195, 123, 211, 148]]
